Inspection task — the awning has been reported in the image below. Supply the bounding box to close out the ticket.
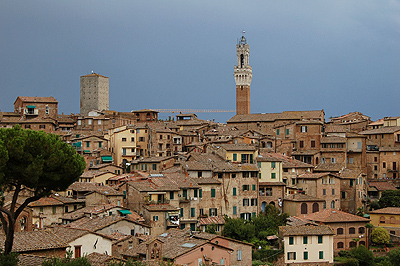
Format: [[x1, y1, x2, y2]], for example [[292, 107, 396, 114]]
[[101, 156, 113, 162], [83, 150, 91, 153], [72, 142, 82, 147], [26, 105, 36, 108], [118, 210, 132, 215]]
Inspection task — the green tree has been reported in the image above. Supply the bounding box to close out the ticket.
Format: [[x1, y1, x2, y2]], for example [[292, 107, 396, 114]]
[[388, 247, 400, 265], [222, 217, 255, 241], [351, 245, 375, 266], [371, 227, 390, 245], [205, 223, 218, 234], [378, 190, 400, 208], [0, 126, 86, 255]]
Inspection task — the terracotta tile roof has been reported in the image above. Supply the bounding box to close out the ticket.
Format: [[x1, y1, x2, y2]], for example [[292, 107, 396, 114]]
[[368, 181, 397, 191], [284, 194, 324, 202], [48, 226, 94, 242], [259, 182, 286, 186], [286, 216, 315, 226], [0, 231, 68, 252], [260, 152, 313, 168], [18, 254, 47, 266], [314, 162, 345, 172], [370, 207, 400, 215], [29, 196, 64, 207], [320, 136, 346, 143], [279, 225, 334, 236], [66, 215, 147, 231], [89, 163, 123, 170], [195, 178, 221, 185], [60, 205, 126, 221], [86, 252, 124, 266], [380, 147, 400, 152], [143, 204, 179, 212], [324, 124, 348, 133], [184, 153, 239, 172], [302, 209, 370, 223], [297, 173, 331, 179], [68, 182, 122, 196], [198, 215, 225, 225], [227, 110, 325, 123], [137, 156, 175, 163], [81, 73, 109, 78], [338, 168, 361, 179], [217, 143, 256, 151], [368, 119, 384, 126], [256, 155, 283, 162], [236, 163, 259, 171], [360, 126, 400, 135], [291, 150, 320, 156], [15, 96, 58, 103]]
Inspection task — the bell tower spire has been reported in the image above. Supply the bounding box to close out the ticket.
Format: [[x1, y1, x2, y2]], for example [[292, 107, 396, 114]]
[[234, 31, 252, 115]]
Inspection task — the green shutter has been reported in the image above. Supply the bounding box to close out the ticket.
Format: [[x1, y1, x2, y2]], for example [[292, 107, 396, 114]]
[[183, 189, 187, 198], [286, 129, 290, 135], [250, 154, 253, 164], [252, 184, 256, 190], [191, 208, 195, 217], [303, 236, 308, 244], [211, 189, 215, 198], [319, 251, 323, 259], [271, 173, 276, 179], [180, 208, 183, 218], [233, 187, 237, 196], [170, 191, 174, 200], [199, 189, 202, 198], [194, 189, 198, 197], [233, 153, 237, 161], [289, 237, 294, 245], [304, 252, 308, 260], [233, 206, 237, 215], [243, 185, 245, 191], [277, 129, 280, 135], [318, 235, 323, 243], [271, 162, 276, 168]]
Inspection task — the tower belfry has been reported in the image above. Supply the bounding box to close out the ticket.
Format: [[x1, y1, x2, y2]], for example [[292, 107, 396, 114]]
[[234, 32, 252, 115]]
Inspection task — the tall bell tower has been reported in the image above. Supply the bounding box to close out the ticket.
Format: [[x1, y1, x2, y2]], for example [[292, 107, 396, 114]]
[[234, 32, 252, 115]]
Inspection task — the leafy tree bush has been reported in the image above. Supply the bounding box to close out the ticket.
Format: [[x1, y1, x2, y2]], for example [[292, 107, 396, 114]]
[[0, 252, 19, 266], [371, 227, 390, 245], [341, 258, 359, 266], [370, 200, 381, 210], [378, 190, 400, 208], [0, 126, 86, 254], [205, 223, 219, 234], [222, 217, 255, 241], [351, 245, 375, 266], [388, 247, 400, 265]]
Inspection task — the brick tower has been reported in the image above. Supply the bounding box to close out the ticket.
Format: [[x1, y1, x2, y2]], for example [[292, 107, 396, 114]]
[[234, 33, 252, 115]]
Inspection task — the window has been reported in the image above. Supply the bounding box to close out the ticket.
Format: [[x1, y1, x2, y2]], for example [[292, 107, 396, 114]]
[[337, 242, 344, 249], [252, 184, 256, 191], [289, 236, 294, 245], [286, 129, 290, 135], [88, 119, 92, 125], [243, 199, 249, 206], [241, 154, 253, 164], [86, 141, 90, 148], [331, 158, 336, 163], [153, 216, 159, 221], [271, 173, 276, 179], [319, 251, 323, 259], [277, 129, 280, 135], [251, 198, 257, 206], [303, 236, 308, 244], [331, 200, 335, 209], [383, 162, 386, 168], [318, 235, 323, 243], [359, 227, 365, 234], [45, 106, 49, 114], [180, 208, 183, 218], [287, 252, 296, 260], [303, 251, 308, 260], [99, 142, 102, 148], [323, 189, 326, 196], [237, 250, 242, 261], [242, 185, 249, 191], [191, 208, 195, 217], [323, 201, 326, 209], [301, 126, 307, 132], [170, 191, 174, 200], [233, 187, 237, 196], [139, 137, 145, 142], [233, 153, 237, 161], [271, 162, 276, 168], [311, 140, 315, 148], [301, 203, 307, 214], [199, 189, 202, 198], [337, 228, 344, 235], [349, 227, 355, 234], [39, 125, 45, 129], [98, 120, 102, 125], [199, 209, 204, 216], [342, 191, 346, 199], [211, 189, 216, 198], [312, 203, 319, 213], [299, 141, 304, 148], [52, 206, 56, 214], [332, 189, 335, 195], [233, 206, 237, 215], [194, 189, 198, 197], [209, 208, 217, 216], [218, 173, 223, 179]]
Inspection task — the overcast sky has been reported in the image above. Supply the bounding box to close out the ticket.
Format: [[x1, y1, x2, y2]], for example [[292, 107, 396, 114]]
[[1, 1, 400, 123]]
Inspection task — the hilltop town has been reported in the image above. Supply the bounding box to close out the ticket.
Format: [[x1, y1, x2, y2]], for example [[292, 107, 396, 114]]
[[1, 35, 400, 266]]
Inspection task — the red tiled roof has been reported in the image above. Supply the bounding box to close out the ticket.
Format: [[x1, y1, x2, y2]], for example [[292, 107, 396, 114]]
[[198, 215, 225, 225], [15, 96, 58, 103], [302, 209, 370, 223], [279, 225, 334, 236], [368, 181, 397, 191], [369, 207, 400, 215]]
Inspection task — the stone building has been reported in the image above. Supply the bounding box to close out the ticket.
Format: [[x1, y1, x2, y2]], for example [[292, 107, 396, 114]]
[[80, 73, 109, 116]]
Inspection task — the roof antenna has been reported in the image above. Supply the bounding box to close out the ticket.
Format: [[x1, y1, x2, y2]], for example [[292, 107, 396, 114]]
[[91, 70, 94, 74]]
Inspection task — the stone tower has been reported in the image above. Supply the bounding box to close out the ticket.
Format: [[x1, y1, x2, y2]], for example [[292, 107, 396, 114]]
[[80, 73, 109, 116], [234, 34, 252, 115]]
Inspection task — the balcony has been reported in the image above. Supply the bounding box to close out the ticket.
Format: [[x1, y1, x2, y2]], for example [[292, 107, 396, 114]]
[[145, 199, 170, 205]]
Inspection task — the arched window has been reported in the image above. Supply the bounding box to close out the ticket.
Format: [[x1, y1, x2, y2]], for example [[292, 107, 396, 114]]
[[359, 227, 365, 234], [312, 203, 319, 213], [331, 200, 335, 209], [349, 227, 355, 234], [301, 203, 308, 214], [337, 242, 344, 249], [359, 241, 366, 246], [349, 241, 357, 248], [390, 216, 396, 224], [337, 228, 344, 235], [269, 201, 275, 206], [380, 216, 386, 224]]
